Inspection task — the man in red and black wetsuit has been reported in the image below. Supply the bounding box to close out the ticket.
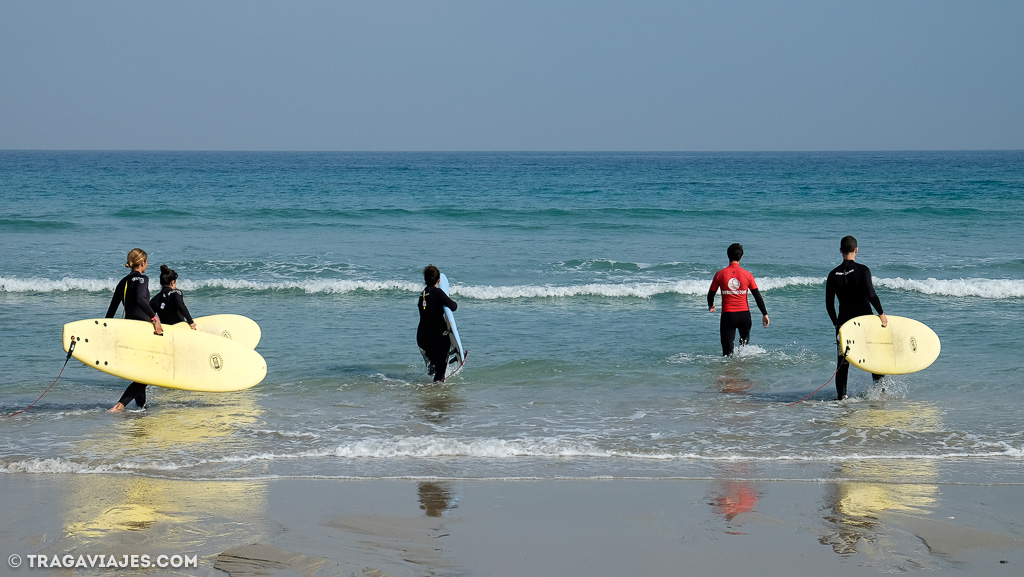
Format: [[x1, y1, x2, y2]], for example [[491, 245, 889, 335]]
[[708, 243, 770, 356]]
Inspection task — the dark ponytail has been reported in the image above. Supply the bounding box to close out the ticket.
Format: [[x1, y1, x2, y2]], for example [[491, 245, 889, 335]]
[[159, 265, 178, 287]]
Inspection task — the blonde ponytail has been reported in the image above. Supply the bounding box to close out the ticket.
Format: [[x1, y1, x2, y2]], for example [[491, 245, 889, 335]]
[[125, 248, 148, 269]]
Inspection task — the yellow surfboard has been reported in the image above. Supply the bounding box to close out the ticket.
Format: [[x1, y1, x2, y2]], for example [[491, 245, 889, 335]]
[[62, 318, 267, 392], [838, 315, 940, 375], [164, 314, 262, 349]]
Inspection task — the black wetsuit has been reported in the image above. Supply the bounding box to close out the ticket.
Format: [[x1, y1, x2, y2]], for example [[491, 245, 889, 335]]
[[107, 270, 158, 323], [417, 285, 457, 382], [825, 260, 884, 399], [150, 287, 194, 326], [106, 270, 158, 408]]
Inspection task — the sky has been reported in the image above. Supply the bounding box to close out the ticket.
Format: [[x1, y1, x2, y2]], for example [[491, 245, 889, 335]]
[[2, 1, 1022, 151]]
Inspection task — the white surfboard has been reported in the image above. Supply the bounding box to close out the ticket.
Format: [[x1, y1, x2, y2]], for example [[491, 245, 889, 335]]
[[838, 315, 940, 375], [164, 314, 262, 349], [419, 273, 468, 380], [63, 318, 267, 392]]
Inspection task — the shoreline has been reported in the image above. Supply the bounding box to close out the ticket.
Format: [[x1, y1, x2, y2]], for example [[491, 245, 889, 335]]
[[2, 474, 1022, 576]]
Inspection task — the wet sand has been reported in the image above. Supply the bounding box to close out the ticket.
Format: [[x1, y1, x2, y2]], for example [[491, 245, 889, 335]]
[[1, 475, 1022, 576]]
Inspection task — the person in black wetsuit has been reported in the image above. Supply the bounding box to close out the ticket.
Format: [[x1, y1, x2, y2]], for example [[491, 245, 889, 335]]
[[150, 265, 196, 330], [825, 236, 888, 400], [417, 265, 457, 382], [106, 248, 163, 412]]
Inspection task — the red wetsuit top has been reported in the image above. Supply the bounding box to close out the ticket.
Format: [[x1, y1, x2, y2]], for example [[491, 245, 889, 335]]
[[708, 263, 766, 314]]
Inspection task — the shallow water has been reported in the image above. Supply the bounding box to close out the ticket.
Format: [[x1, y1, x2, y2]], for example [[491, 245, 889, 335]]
[[2, 151, 1022, 486]]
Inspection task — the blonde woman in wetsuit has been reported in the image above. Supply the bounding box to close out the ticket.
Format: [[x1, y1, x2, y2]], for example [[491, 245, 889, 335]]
[[106, 248, 163, 412]]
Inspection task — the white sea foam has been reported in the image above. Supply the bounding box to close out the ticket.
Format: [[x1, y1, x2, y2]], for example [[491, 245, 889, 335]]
[[877, 277, 1024, 299], [253, 436, 1024, 461], [667, 346, 817, 364], [753, 276, 823, 291], [732, 344, 769, 358], [4, 439, 1021, 476], [255, 429, 321, 440], [134, 437, 652, 463], [3, 275, 1021, 299], [329, 436, 610, 459], [0, 276, 117, 293], [0, 458, 122, 474], [0, 276, 421, 294], [176, 279, 422, 294], [456, 276, 823, 299], [455, 281, 705, 299]]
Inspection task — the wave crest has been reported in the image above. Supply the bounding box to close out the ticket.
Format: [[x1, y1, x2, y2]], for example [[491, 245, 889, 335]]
[[877, 277, 1024, 299], [3, 275, 1021, 299], [0, 276, 116, 293], [330, 436, 609, 459]]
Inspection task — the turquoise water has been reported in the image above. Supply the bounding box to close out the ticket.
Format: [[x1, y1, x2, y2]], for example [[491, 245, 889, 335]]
[[1, 151, 1022, 484]]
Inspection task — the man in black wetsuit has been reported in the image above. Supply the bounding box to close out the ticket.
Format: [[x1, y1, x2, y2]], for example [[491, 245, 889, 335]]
[[417, 265, 458, 382], [825, 236, 888, 400]]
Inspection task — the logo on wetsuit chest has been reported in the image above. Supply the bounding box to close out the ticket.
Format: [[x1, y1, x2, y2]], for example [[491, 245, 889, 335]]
[[209, 353, 224, 371]]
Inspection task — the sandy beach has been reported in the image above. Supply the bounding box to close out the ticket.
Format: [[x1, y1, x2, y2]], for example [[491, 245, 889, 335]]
[[1, 474, 1021, 576]]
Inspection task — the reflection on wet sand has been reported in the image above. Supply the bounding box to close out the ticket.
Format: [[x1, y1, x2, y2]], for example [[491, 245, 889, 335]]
[[819, 402, 941, 557], [708, 375, 760, 533], [316, 481, 460, 576], [61, 395, 271, 556], [63, 475, 270, 554], [415, 385, 461, 518], [713, 480, 758, 523], [419, 481, 458, 517]]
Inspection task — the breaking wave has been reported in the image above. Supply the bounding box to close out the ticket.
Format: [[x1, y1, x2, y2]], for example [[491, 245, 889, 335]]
[[2, 276, 1021, 300]]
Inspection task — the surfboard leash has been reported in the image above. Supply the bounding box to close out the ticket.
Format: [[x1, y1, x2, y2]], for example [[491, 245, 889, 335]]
[[786, 367, 840, 406], [786, 344, 849, 406], [6, 338, 76, 417]]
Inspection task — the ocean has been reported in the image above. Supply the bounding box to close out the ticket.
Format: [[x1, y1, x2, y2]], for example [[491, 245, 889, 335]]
[[2, 150, 1022, 488]]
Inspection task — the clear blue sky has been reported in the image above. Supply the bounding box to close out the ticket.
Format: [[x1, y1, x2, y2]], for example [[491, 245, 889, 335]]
[[2, 1, 1022, 151]]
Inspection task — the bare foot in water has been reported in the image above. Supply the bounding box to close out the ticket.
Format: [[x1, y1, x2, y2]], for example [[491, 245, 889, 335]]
[[109, 402, 125, 413]]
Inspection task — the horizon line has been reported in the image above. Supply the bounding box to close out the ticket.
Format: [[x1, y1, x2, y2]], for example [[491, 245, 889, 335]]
[[3, 148, 1022, 154]]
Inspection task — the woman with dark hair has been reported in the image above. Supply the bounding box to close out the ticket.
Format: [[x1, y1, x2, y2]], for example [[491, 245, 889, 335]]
[[150, 264, 196, 330]]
